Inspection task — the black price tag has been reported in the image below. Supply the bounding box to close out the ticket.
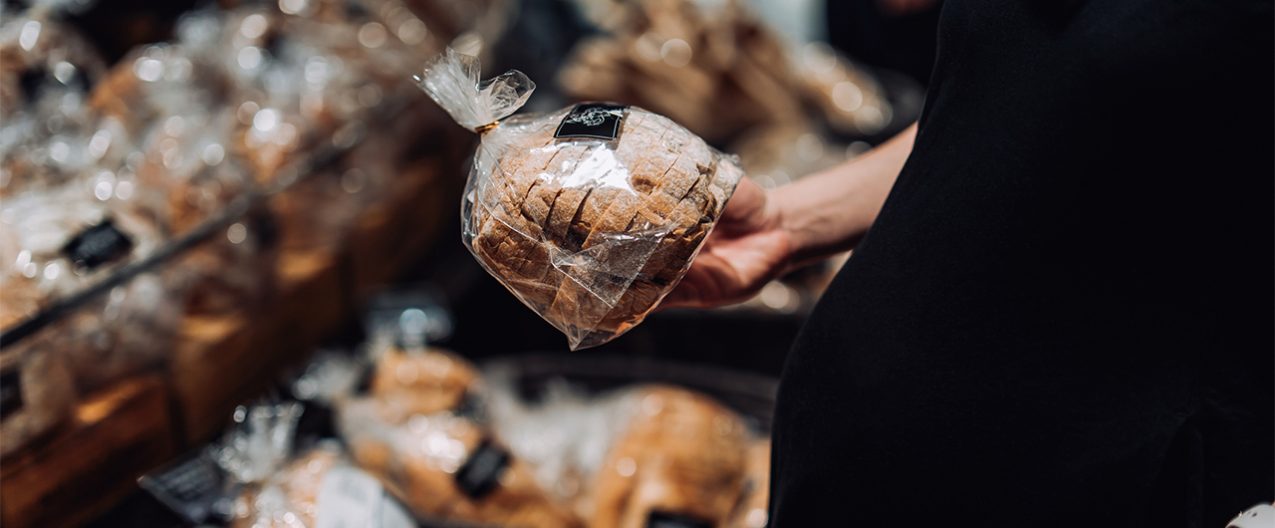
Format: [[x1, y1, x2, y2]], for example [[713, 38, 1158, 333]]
[[138, 453, 233, 525], [647, 511, 714, 528], [61, 219, 134, 271], [554, 103, 628, 140], [454, 438, 511, 499], [0, 366, 24, 422]]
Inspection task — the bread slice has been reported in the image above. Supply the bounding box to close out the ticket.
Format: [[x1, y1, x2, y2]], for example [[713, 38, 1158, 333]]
[[467, 106, 742, 348]]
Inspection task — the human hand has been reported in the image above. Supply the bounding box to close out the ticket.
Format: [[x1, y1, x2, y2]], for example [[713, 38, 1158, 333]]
[[661, 177, 795, 309]]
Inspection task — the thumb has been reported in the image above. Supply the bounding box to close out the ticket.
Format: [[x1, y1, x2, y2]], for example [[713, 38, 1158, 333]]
[[658, 276, 702, 310]]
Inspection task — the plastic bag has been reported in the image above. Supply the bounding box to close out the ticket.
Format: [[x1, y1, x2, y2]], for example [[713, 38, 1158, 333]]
[[337, 396, 580, 527], [416, 48, 744, 349], [364, 304, 480, 418], [0, 335, 76, 458], [485, 377, 759, 527], [0, 13, 106, 198], [201, 402, 414, 528], [586, 385, 751, 528], [0, 183, 163, 325], [484, 373, 638, 509]]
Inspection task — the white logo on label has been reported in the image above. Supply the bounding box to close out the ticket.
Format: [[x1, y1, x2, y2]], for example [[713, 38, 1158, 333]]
[[567, 107, 622, 127]]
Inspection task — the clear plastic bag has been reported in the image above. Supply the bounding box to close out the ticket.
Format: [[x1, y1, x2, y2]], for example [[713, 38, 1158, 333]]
[[416, 48, 744, 349], [586, 385, 751, 528], [209, 402, 415, 528], [337, 396, 580, 527], [0, 335, 76, 458], [0, 13, 106, 198]]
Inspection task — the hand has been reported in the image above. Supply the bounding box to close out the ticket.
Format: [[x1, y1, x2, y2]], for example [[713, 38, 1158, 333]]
[[661, 177, 795, 309], [663, 124, 919, 309]]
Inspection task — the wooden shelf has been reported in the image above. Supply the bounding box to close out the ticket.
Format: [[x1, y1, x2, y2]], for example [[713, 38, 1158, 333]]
[[1, 376, 177, 528], [0, 156, 456, 527]]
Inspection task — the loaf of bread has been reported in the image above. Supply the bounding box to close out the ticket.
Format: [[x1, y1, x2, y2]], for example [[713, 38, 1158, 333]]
[[0, 184, 163, 319], [0, 339, 76, 458], [60, 272, 178, 394], [0, 15, 104, 122], [369, 344, 479, 417], [727, 439, 772, 528], [340, 397, 581, 527], [0, 184, 175, 394], [418, 48, 743, 349], [586, 385, 750, 528], [232, 446, 338, 528], [0, 15, 105, 198]]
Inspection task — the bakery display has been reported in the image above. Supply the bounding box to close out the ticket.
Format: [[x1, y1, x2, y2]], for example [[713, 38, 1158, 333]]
[[0, 184, 163, 322], [1, 0, 858, 524], [418, 48, 743, 349], [560, 0, 890, 146]]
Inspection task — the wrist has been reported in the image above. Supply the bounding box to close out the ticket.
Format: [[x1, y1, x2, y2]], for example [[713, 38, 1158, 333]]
[[771, 169, 877, 266], [770, 182, 823, 267]]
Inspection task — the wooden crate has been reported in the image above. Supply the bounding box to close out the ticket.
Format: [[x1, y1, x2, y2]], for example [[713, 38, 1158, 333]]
[[347, 159, 447, 292], [0, 376, 177, 528], [0, 152, 456, 526], [169, 248, 346, 445]]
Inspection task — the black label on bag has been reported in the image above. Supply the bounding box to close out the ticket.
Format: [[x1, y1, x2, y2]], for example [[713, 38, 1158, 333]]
[[646, 511, 714, 528], [61, 219, 134, 271], [454, 438, 511, 499], [554, 103, 628, 140], [0, 366, 23, 422], [138, 452, 232, 525], [454, 391, 486, 422]]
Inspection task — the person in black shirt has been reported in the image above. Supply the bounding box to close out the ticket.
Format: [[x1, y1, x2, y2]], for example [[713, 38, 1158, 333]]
[[663, 0, 1273, 525]]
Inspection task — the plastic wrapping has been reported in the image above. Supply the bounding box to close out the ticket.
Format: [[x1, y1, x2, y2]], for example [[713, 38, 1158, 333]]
[[581, 386, 751, 527], [486, 373, 764, 527], [0, 335, 76, 457], [485, 375, 639, 509], [203, 3, 435, 184], [363, 296, 478, 417], [0, 14, 105, 197], [0, 183, 163, 326], [337, 396, 580, 527], [417, 49, 744, 349], [207, 402, 414, 528], [727, 439, 772, 528], [0, 183, 177, 392], [60, 271, 179, 393]]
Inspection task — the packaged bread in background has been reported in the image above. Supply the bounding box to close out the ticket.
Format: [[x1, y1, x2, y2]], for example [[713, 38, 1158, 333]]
[[211, 402, 415, 528], [0, 180, 178, 394], [586, 385, 750, 528], [365, 304, 479, 417], [416, 48, 743, 349], [485, 374, 641, 514], [88, 41, 278, 315], [59, 270, 179, 394], [0, 13, 105, 198], [0, 184, 163, 324], [0, 337, 76, 458], [338, 396, 580, 527], [728, 439, 772, 528], [195, 0, 438, 185], [559, 0, 891, 147]]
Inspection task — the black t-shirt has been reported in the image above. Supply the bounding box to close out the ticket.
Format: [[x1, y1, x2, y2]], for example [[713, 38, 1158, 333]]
[[772, 0, 1273, 526]]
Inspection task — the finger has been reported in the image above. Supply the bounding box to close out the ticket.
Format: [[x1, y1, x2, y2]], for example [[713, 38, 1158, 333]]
[[658, 277, 701, 310], [721, 177, 764, 224]]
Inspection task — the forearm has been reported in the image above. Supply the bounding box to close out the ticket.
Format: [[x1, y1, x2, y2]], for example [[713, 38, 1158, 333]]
[[772, 123, 916, 264]]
